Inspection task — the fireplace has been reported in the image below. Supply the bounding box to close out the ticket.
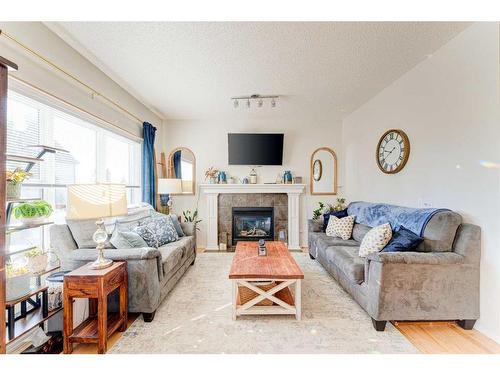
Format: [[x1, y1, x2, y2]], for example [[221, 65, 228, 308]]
[[232, 207, 274, 245]]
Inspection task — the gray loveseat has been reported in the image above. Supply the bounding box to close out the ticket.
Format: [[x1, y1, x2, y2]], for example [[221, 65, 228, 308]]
[[50, 205, 196, 322], [308, 202, 480, 331]]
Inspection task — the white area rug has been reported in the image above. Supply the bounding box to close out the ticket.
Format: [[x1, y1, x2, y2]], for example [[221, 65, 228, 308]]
[[110, 252, 419, 354]]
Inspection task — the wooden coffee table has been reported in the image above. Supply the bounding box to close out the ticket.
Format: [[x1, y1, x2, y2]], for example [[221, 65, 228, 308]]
[[229, 241, 304, 320]]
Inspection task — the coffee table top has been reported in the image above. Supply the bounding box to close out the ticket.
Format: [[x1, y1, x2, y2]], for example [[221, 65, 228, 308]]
[[229, 241, 304, 279]]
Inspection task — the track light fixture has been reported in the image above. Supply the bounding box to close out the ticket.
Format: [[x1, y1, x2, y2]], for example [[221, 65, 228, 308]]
[[230, 94, 279, 109]]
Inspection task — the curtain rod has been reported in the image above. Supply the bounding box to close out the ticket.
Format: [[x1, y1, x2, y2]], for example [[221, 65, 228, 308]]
[[0, 29, 144, 125], [10, 74, 142, 142]]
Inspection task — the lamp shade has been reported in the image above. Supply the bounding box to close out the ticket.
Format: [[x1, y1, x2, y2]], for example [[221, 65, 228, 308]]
[[66, 183, 128, 220], [158, 178, 183, 194]]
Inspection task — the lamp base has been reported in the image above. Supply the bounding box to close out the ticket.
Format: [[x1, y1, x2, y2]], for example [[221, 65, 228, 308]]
[[90, 258, 113, 270]]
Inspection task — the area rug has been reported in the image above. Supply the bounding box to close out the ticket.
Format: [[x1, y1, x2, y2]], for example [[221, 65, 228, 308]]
[[109, 252, 419, 354]]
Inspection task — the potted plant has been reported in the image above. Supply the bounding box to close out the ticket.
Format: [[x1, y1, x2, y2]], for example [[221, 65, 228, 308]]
[[183, 209, 202, 231], [25, 247, 48, 274], [205, 166, 219, 184], [12, 200, 53, 225], [5, 168, 31, 200], [6, 263, 31, 301]]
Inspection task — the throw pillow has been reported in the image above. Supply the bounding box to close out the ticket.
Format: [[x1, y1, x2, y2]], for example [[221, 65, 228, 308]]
[[358, 223, 393, 258], [133, 215, 179, 248], [383, 226, 424, 252], [323, 208, 348, 231], [326, 215, 355, 240], [169, 214, 185, 237], [110, 230, 149, 249]]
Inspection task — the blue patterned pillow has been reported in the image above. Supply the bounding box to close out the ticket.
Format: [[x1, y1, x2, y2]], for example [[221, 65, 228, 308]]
[[133, 215, 179, 248]]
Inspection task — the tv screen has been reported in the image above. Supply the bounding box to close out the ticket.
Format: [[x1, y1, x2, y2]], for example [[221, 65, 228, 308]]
[[228, 133, 284, 165]]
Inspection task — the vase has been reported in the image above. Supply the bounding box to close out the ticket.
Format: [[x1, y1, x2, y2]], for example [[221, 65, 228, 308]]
[[27, 254, 48, 274], [6, 181, 21, 200], [6, 274, 31, 301], [19, 216, 46, 226]]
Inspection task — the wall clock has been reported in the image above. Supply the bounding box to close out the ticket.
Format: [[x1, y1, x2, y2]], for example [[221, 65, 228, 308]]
[[376, 129, 410, 174], [313, 159, 323, 181]]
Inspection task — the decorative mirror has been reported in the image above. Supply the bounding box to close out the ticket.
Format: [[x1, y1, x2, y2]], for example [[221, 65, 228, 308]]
[[310, 147, 337, 195], [168, 147, 196, 195]]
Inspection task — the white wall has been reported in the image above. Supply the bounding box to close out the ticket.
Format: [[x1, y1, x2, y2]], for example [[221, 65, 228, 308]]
[[162, 116, 344, 248], [0, 22, 162, 139], [342, 23, 500, 342]]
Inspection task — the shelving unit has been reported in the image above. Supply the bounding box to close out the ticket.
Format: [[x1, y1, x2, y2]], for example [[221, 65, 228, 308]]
[[4, 144, 67, 348]]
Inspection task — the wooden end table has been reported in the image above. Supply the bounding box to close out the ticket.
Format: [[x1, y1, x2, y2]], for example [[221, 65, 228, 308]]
[[63, 261, 128, 354], [229, 241, 304, 320]]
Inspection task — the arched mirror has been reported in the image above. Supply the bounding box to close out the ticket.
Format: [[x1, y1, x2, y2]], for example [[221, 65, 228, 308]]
[[168, 147, 196, 195], [310, 147, 337, 195]]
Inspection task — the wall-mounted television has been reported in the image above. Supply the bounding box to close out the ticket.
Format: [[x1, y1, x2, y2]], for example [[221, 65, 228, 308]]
[[228, 133, 284, 165]]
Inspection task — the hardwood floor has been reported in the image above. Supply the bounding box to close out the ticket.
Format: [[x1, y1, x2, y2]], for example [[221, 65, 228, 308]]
[[395, 321, 500, 354], [71, 314, 139, 354]]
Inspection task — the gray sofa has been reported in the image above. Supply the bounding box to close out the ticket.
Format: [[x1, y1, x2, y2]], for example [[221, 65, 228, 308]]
[[50, 206, 196, 322], [308, 203, 480, 331]]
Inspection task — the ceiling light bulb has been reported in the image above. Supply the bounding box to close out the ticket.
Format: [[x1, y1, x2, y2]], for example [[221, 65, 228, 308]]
[[271, 98, 276, 108], [247, 99, 251, 108], [258, 99, 263, 107], [233, 99, 239, 108]]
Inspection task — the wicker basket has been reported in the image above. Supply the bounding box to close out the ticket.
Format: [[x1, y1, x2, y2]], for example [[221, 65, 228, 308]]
[[238, 282, 276, 306]]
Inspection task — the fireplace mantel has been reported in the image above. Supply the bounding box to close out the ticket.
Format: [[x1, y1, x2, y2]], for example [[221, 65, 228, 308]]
[[200, 184, 305, 251]]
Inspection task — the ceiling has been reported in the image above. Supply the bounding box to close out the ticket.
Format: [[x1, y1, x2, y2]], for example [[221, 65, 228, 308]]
[[46, 22, 470, 121]]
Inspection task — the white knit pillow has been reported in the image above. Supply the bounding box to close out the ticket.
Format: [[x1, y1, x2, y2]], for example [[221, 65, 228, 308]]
[[358, 223, 393, 258], [326, 215, 355, 240]]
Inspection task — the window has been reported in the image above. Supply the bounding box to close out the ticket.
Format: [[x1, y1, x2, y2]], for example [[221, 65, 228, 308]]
[[6, 91, 142, 253]]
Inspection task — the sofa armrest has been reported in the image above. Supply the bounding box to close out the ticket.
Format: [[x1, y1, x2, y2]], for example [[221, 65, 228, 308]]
[[70, 248, 163, 281], [308, 219, 323, 233], [366, 251, 464, 265]]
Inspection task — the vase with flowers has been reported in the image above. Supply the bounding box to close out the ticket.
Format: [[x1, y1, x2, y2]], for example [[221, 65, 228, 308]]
[[205, 166, 219, 184], [6, 168, 31, 200]]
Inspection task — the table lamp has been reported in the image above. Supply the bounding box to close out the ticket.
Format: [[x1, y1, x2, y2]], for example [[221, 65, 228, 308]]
[[158, 178, 183, 213], [66, 183, 128, 269]]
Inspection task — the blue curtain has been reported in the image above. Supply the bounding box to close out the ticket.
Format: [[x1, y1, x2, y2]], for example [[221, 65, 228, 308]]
[[173, 150, 182, 179], [141, 122, 157, 209]]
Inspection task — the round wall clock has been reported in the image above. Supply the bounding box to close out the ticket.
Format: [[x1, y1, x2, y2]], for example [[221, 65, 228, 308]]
[[313, 159, 323, 181], [376, 129, 410, 174]]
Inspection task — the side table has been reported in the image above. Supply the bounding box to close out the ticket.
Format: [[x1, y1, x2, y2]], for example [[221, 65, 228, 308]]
[[63, 261, 127, 354]]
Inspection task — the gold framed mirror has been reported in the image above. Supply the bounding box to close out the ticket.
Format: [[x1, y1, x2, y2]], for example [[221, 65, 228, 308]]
[[310, 147, 337, 195], [168, 147, 196, 195]]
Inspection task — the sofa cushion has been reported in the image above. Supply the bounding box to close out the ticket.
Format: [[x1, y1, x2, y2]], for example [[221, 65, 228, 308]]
[[417, 211, 462, 252], [323, 209, 348, 231], [110, 230, 148, 249], [169, 214, 185, 237], [66, 219, 114, 249], [325, 246, 365, 284], [315, 232, 359, 248], [133, 215, 179, 248], [352, 223, 372, 243], [383, 226, 424, 252], [158, 244, 184, 276], [326, 215, 355, 240], [359, 223, 392, 257]]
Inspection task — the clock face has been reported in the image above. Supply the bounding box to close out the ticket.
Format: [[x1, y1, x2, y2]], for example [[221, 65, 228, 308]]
[[376, 129, 410, 174]]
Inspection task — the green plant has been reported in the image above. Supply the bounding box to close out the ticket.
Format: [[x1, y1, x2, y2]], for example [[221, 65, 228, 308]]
[[6, 262, 29, 278], [312, 202, 325, 220], [6, 168, 31, 184], [183, 209, 202, 231], [12, 200, 53, 219], [328, 197, 347, 213]]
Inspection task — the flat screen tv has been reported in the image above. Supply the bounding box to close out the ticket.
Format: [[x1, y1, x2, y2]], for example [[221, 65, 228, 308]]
[[228, 133, 284, 165]]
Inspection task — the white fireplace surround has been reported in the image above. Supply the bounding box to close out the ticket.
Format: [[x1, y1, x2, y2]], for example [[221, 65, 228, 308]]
[[200, 184, 306, 250]]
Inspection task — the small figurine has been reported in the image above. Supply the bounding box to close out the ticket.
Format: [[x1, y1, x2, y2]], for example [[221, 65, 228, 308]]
[[258, 239, 267, 256]]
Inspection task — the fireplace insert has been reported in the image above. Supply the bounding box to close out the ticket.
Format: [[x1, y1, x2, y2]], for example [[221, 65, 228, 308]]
[[232, 207, 274, 245]]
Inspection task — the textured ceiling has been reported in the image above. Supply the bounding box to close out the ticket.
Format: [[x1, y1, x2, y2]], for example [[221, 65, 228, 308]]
[[46, 22, 470, 121]]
